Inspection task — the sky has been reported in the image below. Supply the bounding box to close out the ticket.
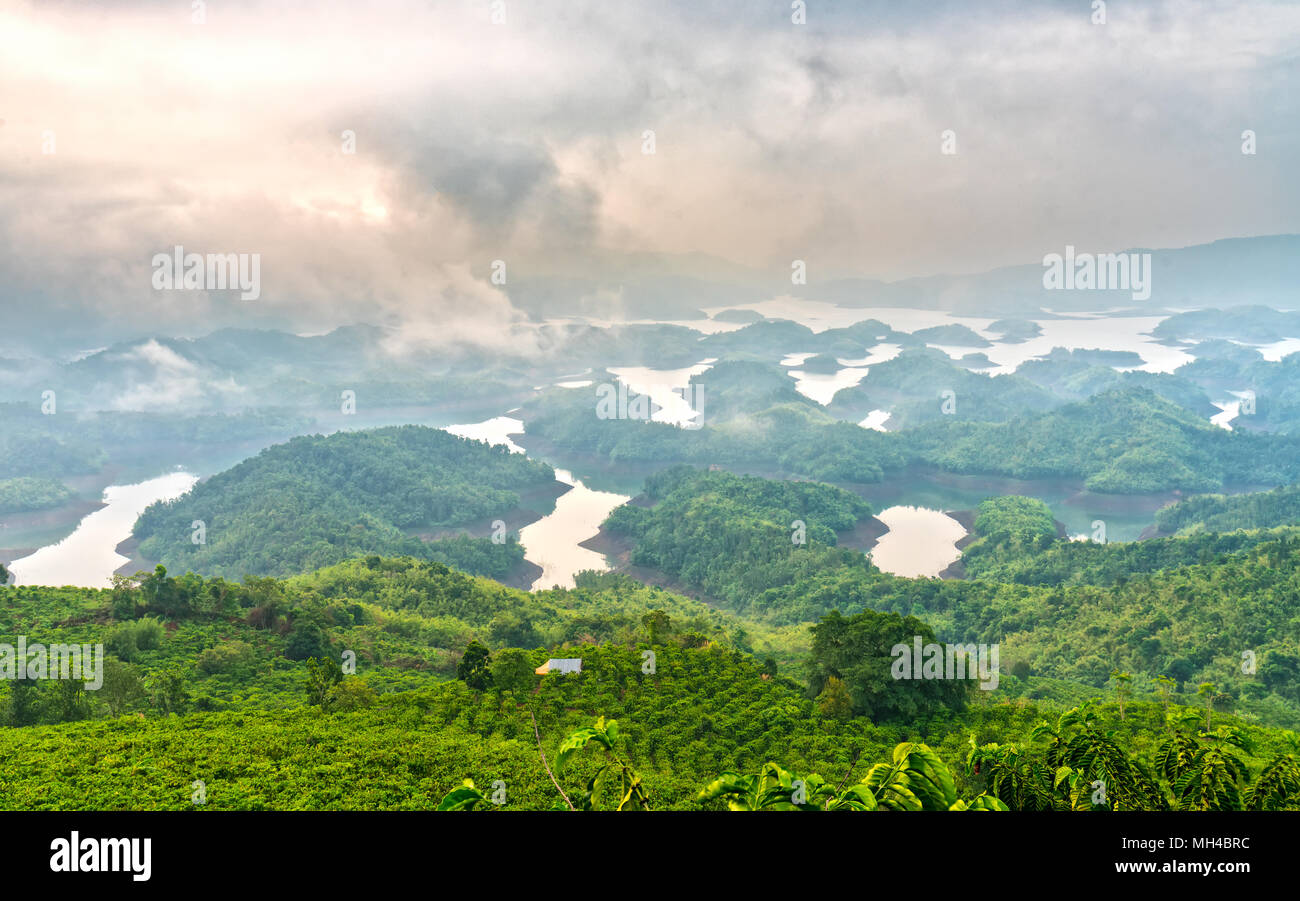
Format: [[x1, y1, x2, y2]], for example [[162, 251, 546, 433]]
[[1, 0, 1298, 346]]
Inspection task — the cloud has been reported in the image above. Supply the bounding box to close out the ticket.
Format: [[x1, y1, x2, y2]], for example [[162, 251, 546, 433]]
[[0, 0, 1298, 349], [122, 339, 199, 373], [103, 340, 246, 410]]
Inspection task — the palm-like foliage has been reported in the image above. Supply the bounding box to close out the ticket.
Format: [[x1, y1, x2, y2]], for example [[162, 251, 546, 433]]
[[1156, 723, 1252, 811], [967, 739, 1058, 811], [1031, 703, 1166, 810], [1244, 753, 1300, 811], [698, 762, 876, 810], [556, 717, 651, 811], [436, 779, 494, 811], [701, 744, 1006, 811], [446, 706, 1300, 813], [864, 742, 960, 810], [861, 742, 1007, 811]]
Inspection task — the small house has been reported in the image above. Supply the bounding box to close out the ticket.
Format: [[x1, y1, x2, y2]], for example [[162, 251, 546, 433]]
[[535, 658, 583, 675]]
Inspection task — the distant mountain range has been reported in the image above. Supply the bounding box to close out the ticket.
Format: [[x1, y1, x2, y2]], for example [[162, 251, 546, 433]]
[[3, 234, 1298, 358], [505, 233, 1300, 320]]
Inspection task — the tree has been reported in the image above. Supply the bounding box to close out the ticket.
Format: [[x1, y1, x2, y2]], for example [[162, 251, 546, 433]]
[[284, 622, 331, 661], [816, 675, 853, 720], [1197, 682, 1217, 730], [490, 649, 536, 699], [1031, 703, 1166, 811], [807, 609, 970, 721], [1110, 670, 1132, 721], [109, 574, 139, 620], [1259, 650, 1300, 702], [139, 565, 192, 619], [1154, 674, 1176, 720], [457, 641, 492, 690], [304, 656, 342, 709], [196, 641, 254, 675], [1244, 753, 1300, 811], [488, 612, 540, 648], [46, 680, 92, 724], [1157, 724, 1250, 811], [641, 609, 671, 644], [100, 659, 145, 716], [201, 577, 242, 618], [330, 678, 377, 711], [149, 668, 190, 715], [5, 679, 40, 726], [107, 617, 165, 662], [966, 739, 1057, 811], [245, 576, 288, 629], [863, 743, 996, 811]]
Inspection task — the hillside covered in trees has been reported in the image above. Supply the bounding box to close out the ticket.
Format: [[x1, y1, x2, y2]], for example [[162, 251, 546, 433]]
[[591, 471, 1300, 728], [521, 382, 1300, 495], [3, 554, 1300, 811], [131, 426, 558, 579]]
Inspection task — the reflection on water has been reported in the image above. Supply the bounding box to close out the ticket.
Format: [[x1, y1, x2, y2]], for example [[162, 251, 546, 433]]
[[869, 506, 968, 578], [443, 417, 630, 590], [859, 410, 891, 431], [702, 301, 1193, 375], [444, 416, 526, 454], [519, 469, 629, 590], [547, 303, 1201, 389], [1210, 390, 1257, 431], [607, 362, 714, 427], [786, 343, 903, 405], [1211, 401, 1240, 431], [8, 471, 198, 589], [960, 315, 1193, 375], [854, 470, 1164, 543], [703, 301, 978, 334], [1255, 338, 1300, 362], [541, 315, 744, 336]]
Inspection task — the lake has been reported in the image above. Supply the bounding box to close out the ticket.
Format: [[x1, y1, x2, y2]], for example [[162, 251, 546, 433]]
[[851, 467, 1167, 543], [10, 414, 632, 594], [10, 303, 1234, 592], [445, 416, 631, 589], [7, 471, 198, 589], [606, 362, 715, 427], [519, 468, 629, 590], [783, 343, 903, 405], [868, 506, 968, 578]]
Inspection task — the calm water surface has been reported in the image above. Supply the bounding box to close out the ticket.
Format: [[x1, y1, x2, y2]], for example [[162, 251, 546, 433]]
[[8, 471, 197, 588]]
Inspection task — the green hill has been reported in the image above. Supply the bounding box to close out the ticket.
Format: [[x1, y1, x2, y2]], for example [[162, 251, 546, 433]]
[[132, 426, 557, 579], [3, 546, 1300, 810], [906, 387, 1300, 493], [1156, 484, 1300, 534]]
